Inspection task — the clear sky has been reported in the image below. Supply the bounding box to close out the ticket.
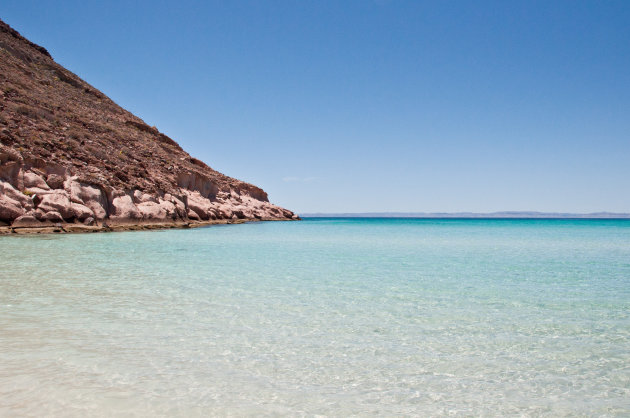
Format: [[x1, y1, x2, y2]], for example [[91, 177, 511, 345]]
[[2, 1, 629, 213]]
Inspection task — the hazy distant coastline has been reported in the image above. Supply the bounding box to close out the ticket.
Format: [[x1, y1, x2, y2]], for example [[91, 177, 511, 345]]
[[300, 212, 630, 219]]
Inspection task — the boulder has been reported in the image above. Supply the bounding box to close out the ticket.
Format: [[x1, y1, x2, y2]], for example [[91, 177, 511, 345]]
[[37, 192, 73, 220], [207, 208, 218, 220], [85, 200, 107, 220], [23, 172, 50, 190], [167, 193, 187, 218], [41, 211, 64, 222], [232, 209, 246, 219], [159, 199, 176, 213], [137, 201, 168, 220], [110, 194, 142, 220], [46, 174, 65, 189], [216, 204, 233, 219], [132, 190, 157, 204], [68, 181, 108, 219], [186, 209, 200, 220], [32, 209, 45, 220], [185, 191, 213, 220], [0, 195, 25, 221], [1, 179, 34, 208], [12, 215, 41, 227], [71, 202, 94, 221]]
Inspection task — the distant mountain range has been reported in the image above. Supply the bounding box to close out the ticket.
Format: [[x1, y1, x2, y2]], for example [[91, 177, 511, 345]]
[[300, 212, 630, 219]]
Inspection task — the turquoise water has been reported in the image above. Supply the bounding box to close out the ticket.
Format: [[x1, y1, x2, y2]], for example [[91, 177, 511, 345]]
[[1, 218, 629, 416]]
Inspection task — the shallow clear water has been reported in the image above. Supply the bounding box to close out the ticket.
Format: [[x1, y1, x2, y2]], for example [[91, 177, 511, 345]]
[[1, 218, 629, 416]]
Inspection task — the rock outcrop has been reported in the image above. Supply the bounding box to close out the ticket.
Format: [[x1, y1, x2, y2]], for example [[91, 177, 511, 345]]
[[0, 19, 297, 232]]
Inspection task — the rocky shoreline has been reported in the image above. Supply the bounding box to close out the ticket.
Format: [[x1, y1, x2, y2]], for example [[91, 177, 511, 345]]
[[0, 217, 296, 235], [0, 158, 298, 233]]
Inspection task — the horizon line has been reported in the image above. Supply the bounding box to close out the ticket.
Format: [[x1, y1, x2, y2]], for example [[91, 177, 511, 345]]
[[299, 211, 630, 219]]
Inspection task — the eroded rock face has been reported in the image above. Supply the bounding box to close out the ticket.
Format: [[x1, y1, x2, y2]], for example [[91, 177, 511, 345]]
[[68, 181, 108, 220], [0, 18, 298, 230], [0, 180, 33, 222], [2, 165, 296, 228], [0, 150, 301, 229]]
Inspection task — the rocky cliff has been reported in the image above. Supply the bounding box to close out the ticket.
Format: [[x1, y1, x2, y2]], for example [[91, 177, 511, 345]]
[[0, 19, 297, 233]]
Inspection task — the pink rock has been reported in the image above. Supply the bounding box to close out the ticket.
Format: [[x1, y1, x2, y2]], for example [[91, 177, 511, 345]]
[[241, 207, 254, 218], [207, 209, 217, 220], [46, 174, 65, 189], [137, 201, 168, 220], [159, 199, 176, 212], [176, 172, 218, 199], [185, 191, 213, 220], [37, 192, 73, 220], [68, 182, 108, 219], [23, 172, 50, 190], [67, 181, 98, 202], [0, 161, 22, 188], [12, 215, 41, 227], [0, 180, 34, 208], [168, 194, 187, 217], [32, 209, 45, 220], [110, 194, 142, 220], [27, 187, 55, 196], [187, 209, 200, 220], [158, 200, 176, 219], [216, 204, 233, 219], [71, 203, 94, 221], [41, 211, 64, 222], [132, 190, 158, 204], [0, 195, 25, 221]]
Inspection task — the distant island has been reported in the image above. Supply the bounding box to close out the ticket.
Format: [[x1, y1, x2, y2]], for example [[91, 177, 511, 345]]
[[301, 212, 630, 219]]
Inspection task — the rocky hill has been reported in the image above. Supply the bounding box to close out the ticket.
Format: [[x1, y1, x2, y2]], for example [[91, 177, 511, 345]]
[[0, 18, 297, 232]]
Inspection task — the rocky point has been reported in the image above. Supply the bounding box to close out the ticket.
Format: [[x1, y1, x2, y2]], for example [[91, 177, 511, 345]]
[[0, 18, 297, 233]]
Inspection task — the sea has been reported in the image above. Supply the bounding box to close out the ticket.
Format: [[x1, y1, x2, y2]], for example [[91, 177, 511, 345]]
[[1, 218, 629, 416]]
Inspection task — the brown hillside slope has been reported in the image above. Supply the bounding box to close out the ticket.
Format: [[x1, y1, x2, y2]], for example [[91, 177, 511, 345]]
[[0, 18, 297, 232]]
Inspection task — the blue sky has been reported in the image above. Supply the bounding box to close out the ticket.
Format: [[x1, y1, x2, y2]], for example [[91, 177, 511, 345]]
[[2, 1, 629, 213]]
